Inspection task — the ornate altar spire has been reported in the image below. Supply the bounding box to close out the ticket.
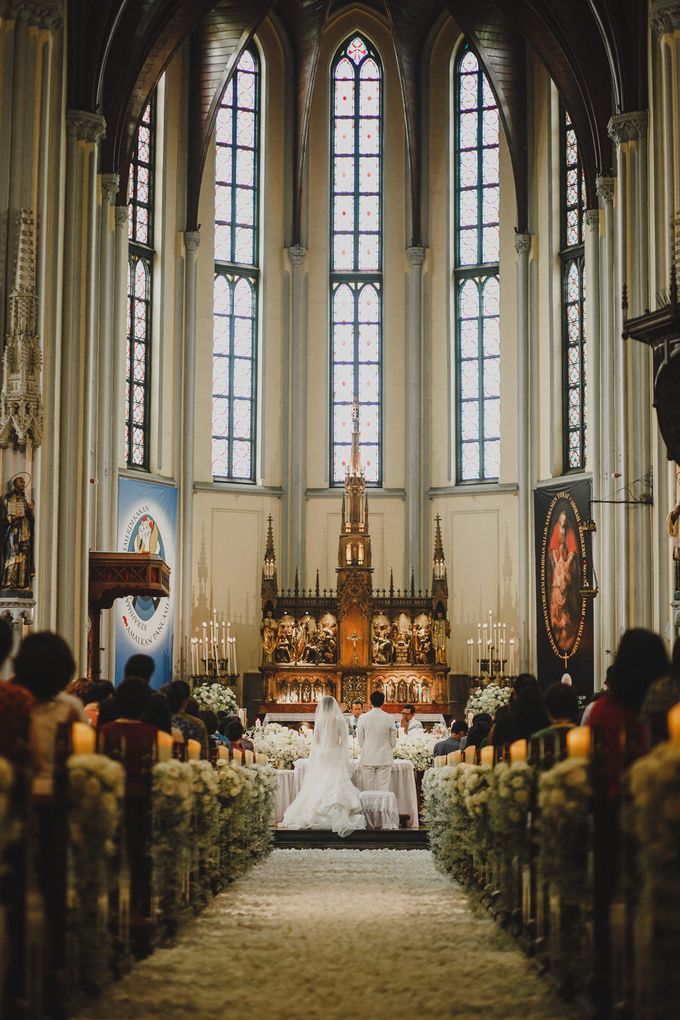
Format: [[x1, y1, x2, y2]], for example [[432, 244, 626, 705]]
[[261, 514, 278, 608], [431, 514, 449, 611], [0, 209, 43, 448], [338, 400, 371, 568]]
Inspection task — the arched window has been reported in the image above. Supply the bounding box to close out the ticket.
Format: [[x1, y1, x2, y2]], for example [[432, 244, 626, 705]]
[[213, 48, 260, 481], [126, 97, 155, 469], [561, 106, 586, 472], [330, 35, 382, 485], [454, 46, 500, 483]]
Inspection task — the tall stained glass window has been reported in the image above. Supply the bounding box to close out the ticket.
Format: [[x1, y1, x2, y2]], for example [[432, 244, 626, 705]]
[[454, 46, 500, 483], [330, 35, 382, 484], [561, 107, 586, 471], [126, 98, 155, 469], [213, 49, 259, 481]]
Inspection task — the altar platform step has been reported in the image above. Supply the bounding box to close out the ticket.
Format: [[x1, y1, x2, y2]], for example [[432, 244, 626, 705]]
[[273, 827, 429, 851]]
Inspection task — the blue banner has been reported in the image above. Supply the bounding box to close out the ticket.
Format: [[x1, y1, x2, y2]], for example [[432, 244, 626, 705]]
[[114, 478, 177, 687]]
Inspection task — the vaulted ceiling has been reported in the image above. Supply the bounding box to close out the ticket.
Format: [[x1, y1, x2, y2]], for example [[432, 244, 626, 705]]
[[67, 0, 648, 244]]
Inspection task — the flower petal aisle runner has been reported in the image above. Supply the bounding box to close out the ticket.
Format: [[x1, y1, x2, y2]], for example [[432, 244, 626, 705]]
[[75, 849, 570, 1020]]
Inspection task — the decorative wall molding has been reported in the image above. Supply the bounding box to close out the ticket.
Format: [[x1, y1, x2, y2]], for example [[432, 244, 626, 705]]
[[100, 173, 119, 201], [0, 209, 43, 449], [651, 0, 680, 32], [66, 110, 106, 144], [287, 244, 307, 267], [0, 0, 63, 29], [115, 205, 128, 228], [608, 111, 648, 145]]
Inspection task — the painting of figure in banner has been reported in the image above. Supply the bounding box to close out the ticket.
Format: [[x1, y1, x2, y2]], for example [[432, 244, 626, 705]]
[[534, 480, 594, 697]]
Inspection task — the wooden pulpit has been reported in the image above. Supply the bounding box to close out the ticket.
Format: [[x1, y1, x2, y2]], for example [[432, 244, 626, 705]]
[[88, 552, 171, 679]]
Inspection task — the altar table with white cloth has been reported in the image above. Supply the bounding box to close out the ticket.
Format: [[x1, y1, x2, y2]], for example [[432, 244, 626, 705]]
[[273, 758, 419, 828]]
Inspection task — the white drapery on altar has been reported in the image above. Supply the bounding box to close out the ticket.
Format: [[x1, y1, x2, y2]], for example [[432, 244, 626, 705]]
[[273, 758, 419, 828]]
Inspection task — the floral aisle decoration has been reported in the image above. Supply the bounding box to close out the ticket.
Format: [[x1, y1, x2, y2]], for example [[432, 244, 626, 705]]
[[488, 761, 535, 914], [152, 760, 194, 938], [192, 682, 238, 716], [215, 759, 278, 883], [67, 754, 125, 991], [248, 722, 310, 769], [423, 764, 473, 883], [462, 764, 493, 856], [188, 760, 221, 909], [537, 758, 591, 903], [628, 742, 680, 1016], [465, 683, 511, 719], [393, 730, 437, 771]]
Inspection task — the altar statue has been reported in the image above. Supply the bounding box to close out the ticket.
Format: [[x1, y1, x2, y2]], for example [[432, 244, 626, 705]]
[[393, 613, 412, 664], [274, 615, 296, 663], [432, 611, 450, 665], [317, 612, 338, 663], [0, 474, 34, 594], [372, 613, 393, 664], [261, 610, 278, 664], [413, 612, 434, 664]]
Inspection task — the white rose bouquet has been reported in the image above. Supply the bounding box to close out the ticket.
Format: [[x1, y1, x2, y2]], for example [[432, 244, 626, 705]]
[[152, 759, 195, 937], [67, 754, 125, 988], [423, 763, 474, 883], [215, 759, 277, 883], [188, 759, 221, 909], [249, 723, 310, 769], [393, 731, 437, 771], [465, 683, 512, 718], [192, 682, 238, 716], [538, 758, 591, 903]]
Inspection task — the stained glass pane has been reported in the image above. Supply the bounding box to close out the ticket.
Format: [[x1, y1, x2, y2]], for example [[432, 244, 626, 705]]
[[212, 50, 259, 481], [330, 35, 383, 484], [561, 105, 586, 471]]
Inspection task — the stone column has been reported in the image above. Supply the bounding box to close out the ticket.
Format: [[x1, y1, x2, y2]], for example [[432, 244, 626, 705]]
[[584, 207, 603, 679], [515, 233, 532, 671], [180, 230, 200, 674], [111, 205, 129, 539], [95, 173, 119, 552], [596, 176, 616, 664], [56, 110, 105, 673], [608, 112, 652, 634], [285, 245, 307, 587], [405, 246, 425, 587]]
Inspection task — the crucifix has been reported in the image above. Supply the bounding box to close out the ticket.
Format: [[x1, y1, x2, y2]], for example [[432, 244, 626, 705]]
[[349, 629, 361, 665]]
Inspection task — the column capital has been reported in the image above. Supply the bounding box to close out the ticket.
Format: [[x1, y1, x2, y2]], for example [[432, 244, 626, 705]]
[[66, 110, 106, 143], [514, 233, 532, 256], [406, 245, 425, 267], [114, 204, 128, 228], [608, 110, 648, 145], [100, 173, 119, 202], [584, 208, 600, 230], [651, 0, 680, 32], [596, 174, 616, 203], [0, 0, 63, 29], [184, 230, 201, 253], [287, 244, 307, 267]]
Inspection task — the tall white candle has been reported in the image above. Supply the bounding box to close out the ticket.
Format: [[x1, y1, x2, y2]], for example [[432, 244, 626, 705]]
[[221, 619, 226, 660], [232, 636, 238, 675]]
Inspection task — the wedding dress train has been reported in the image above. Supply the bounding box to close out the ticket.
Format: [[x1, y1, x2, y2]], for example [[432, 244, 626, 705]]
[[281, 697, 366, 837]]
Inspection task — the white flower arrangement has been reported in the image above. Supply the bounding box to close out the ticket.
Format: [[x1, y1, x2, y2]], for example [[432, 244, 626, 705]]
[[462, 764, 493, 853], [192, 682, 238, 716], [537, 757, 591, 903], [628, 743, 680, 1014], [393, 730, 437, 771], [465, 683, 512, 719], [423, 763, 473, 882], [215, 759, 278, 883], [152, 759, 195, 937], [67, 754, 125, 989], [188, 760, 221, 909], [488, 761, 534, 851], [249, 722, 310, 770]]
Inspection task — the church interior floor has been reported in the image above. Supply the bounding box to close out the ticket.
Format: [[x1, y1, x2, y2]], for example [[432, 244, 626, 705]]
[[76, 849, 571, 1020]]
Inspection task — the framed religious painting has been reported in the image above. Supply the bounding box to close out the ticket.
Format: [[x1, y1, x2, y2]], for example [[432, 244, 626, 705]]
[[534, 479, 594, 698]]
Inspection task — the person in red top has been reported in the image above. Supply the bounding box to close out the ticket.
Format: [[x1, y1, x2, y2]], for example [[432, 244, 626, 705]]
[[588, 628, 669, 797], [99, 679, 158, 797], [0, 617, 34, 766]]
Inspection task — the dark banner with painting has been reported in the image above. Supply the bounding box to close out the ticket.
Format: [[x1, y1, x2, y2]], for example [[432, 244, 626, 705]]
[[534, 479, 595, 697]]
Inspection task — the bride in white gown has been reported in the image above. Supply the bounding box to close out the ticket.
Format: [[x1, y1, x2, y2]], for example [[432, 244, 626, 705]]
[[281, 696, 367, 836]]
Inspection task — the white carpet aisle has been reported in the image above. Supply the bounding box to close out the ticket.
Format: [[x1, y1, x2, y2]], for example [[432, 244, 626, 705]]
[[78, 849, 571, 1020]]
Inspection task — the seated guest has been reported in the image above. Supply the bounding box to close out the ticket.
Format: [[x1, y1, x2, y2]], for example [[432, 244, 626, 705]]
[[98, 653, 171, 733], [99, 679, 158, 796], [82, 680, 114, 727], [14, 632, 78, 796], [493, 675, 549, 746], [164, 680, 209, 756], [398, 703, 423, 735], [589, 628, 669, 796], [345, 699, 364, 737], [463, 712, 492, 750], [434, 719, 468, 757], [531, 682, 580, 748], [223, 717, 254, 753], [0, 618, 36, 766], [580, 667, 612, 724], [641, 635, 680, 728], [199, 709, 225, 748]]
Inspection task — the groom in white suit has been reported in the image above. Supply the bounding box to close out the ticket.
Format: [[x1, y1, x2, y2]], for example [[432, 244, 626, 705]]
[[356, 690, 397, 791]]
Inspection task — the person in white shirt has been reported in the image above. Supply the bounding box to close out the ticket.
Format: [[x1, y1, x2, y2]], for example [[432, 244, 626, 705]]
[[356, 690, 397, 791], [397, 703, 423, 735], [345, 699, 364, 737]]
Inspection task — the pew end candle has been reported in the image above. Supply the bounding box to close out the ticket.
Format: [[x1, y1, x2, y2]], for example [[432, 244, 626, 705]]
[[509, 739, 527, 763], [480, 745, 495, 767], [566, 726, 591, 760], [156, 731, 173, 762], [71, 722, 96, 756], [187, 739, 201, 761]]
